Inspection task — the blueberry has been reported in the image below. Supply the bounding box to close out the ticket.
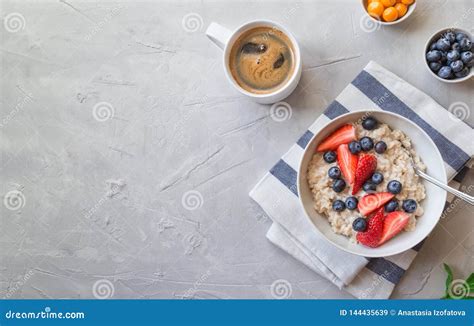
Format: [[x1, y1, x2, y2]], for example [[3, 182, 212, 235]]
[[436, 38, 451, 51], [447, 50, 460, 62], [374, 141, 387, 154], [387, 180, 402, 194], [444, 31, 456, 44], [332, 179, 346, 193], [426, 50, 442, 62], [402, 199, 417, 213], [461, 51, 473, 65], [323, 151, 337, 163], [429, 62, 442, 72], [345, 197, 358, 210], [429, 42, 437, 51], [452, 43, 461, 52], [455, 67, 470, 78], [371, 172, 384, 185], [328, 166, 341, 179], [438, 66, 453, 79], [360, 137, 374, 151], [456, 32, 468, 42], [467, 58, 474, 68], [332, 199, 346, 212], [362, 117, 378, 130], [348, 141, 362, 154], [459, 38, 472, 51], [440, 51, 448, 63], [450, 60, 464, 73], [352, 217, 367, 232], [363, 181, 376, 192], [384, 199, 399, 213]]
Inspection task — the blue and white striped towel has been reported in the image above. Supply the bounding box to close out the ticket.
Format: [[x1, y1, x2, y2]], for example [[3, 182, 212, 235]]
[[250, 61, 474, 299]]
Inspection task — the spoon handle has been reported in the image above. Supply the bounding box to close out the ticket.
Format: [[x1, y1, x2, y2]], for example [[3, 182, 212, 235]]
[[416, 169, 474, 205]]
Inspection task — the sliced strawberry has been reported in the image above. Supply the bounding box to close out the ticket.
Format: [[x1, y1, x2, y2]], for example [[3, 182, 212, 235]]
[[378, 211, 410, 245], [317, 124, 356, 152], [336, 144, 358, 185], [358, 192, 394, 216], [356, 207, 384, 248], [352, 154, 377, 195]]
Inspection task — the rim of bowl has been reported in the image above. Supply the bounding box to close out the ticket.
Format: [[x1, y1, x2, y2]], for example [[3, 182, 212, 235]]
[[297, 111, 447, 258], [423, 27, 474, 83], [361, 0, 417, 26]]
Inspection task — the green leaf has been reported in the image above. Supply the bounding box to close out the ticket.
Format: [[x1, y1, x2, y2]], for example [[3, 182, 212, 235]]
[[465, 273, 474, 293], [444, 263, 454, 296], [441, 264, 474, 300]]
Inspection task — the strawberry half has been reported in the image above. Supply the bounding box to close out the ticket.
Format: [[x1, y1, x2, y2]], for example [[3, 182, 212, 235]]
[[352, 154, 377, 195], [358, 192, 394, 216], [317, 124, 356, 152], [337, 144, 358, 185], [356, 207, 384, 248], [378, 211, 410, 245]]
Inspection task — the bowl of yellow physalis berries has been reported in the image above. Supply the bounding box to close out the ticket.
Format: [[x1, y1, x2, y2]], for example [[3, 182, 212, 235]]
[[362, 0, 416, 25]]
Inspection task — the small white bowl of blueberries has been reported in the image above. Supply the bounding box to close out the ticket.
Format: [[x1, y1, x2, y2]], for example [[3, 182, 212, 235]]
[[425, 28, 473, 83]]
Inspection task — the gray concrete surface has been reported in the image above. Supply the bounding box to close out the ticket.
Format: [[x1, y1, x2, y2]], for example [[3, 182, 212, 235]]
[[1, 0, 473, 299]]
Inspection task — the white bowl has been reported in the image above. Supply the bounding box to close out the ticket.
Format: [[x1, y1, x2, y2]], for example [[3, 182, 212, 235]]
[[361, 0, 416, 26], [423, 27, 474, 84], [297, 111, 447, 258]]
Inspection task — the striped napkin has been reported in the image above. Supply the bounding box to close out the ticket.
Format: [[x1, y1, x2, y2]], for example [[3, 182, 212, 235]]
[[250, 61, 473, 299]]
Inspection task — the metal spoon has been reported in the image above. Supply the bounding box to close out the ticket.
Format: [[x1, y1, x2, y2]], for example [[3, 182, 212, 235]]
[[407, 152, 474, 205]]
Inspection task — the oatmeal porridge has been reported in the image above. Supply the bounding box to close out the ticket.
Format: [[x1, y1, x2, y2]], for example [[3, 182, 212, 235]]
[[307, 116, 426, 247]]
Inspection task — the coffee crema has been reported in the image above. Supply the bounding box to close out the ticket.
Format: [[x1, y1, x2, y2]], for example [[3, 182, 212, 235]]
[[229, 26, 295, 94]]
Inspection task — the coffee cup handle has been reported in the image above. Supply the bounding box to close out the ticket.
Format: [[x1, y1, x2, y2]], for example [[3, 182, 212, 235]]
[[206, 22, 232, 50]]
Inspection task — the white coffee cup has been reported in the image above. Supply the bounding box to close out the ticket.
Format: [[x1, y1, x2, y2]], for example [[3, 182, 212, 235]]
[[206, 20, 302, 104]]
